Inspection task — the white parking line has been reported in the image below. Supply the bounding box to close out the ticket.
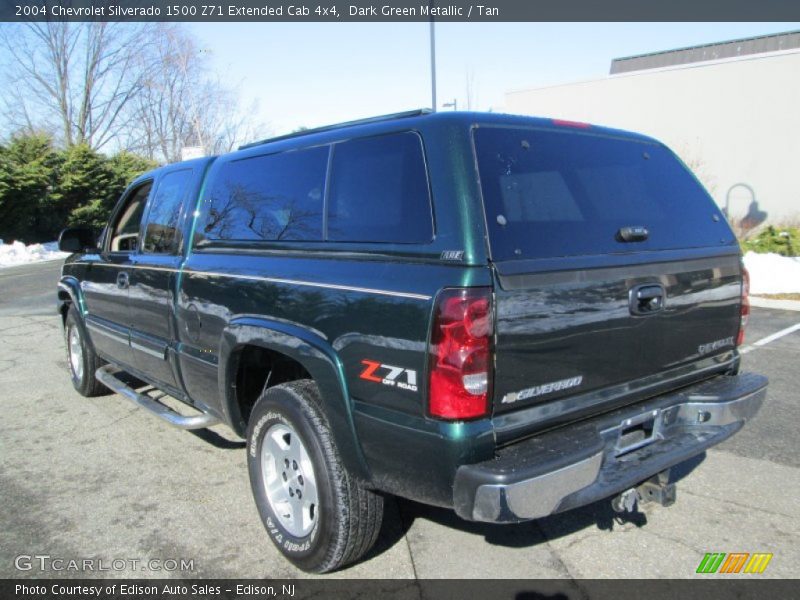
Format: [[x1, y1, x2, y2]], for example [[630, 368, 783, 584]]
[[740, 322, 800, 354]]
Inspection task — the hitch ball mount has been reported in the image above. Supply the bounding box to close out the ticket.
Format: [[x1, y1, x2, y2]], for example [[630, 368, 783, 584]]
[[611, 469, 676, 513]]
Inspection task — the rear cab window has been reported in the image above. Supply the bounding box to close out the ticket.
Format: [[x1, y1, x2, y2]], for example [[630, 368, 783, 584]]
[[473, 125, 734, 261], [328, 132, 433, 244], [195, 131, 433, 247], [201, 146, 328, 242]]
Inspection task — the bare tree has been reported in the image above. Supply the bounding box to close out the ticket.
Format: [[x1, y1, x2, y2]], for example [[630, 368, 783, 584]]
[[128, 24, 266, 163], [0, 22, 153, 150], [674, 141, 717, 196], [126, 25, 193, 162]]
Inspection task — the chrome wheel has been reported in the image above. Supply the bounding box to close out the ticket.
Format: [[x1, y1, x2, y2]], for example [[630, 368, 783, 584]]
[[68, 326, 84, 381], [261, 422, 319, 537]]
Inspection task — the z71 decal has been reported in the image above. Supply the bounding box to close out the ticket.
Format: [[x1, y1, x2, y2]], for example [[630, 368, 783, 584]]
[[359, 360, 418, 392]]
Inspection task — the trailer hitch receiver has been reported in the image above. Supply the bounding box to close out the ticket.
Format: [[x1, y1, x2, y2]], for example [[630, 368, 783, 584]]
[[611, 469, 676, 513]]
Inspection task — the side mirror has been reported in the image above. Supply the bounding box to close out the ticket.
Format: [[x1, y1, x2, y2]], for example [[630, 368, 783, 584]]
[[58, 227, 97, 253]]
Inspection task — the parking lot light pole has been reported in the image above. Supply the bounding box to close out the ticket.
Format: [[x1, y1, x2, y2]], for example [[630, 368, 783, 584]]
[[430, 16, 436, 112]]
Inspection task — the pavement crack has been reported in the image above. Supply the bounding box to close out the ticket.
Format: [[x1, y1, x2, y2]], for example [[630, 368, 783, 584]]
[[396, 499, 423, 588], [93, 406, 141, 431], [0, 357, 21, 375], [533, 521, 590, 597], [559, 530, 602, 552], [681, 488, 798, 522], [64, 405, 139, 440], [638, 528, 707, 555]]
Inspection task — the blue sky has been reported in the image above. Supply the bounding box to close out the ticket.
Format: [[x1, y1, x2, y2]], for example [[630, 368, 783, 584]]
[[193, 22, 798, 136]]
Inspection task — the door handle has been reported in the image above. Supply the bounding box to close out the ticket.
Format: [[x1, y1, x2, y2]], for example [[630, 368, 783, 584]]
[[629, 284, 665, 315], [116, 271, 130, 289]]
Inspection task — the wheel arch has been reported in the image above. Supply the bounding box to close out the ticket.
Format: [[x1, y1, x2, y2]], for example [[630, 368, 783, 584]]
[[219, 316, 371, 482], [57, 277, 86, 325]]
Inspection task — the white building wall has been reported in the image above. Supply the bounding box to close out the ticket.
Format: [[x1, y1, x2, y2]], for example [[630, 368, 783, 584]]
[[505, 51, 800, 226]]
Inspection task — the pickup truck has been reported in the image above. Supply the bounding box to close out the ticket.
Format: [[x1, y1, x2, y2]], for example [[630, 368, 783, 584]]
[[57, 110, 766, 573]]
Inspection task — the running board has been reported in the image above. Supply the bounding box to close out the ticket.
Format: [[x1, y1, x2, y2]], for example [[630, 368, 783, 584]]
[[95, 365, 220, 430]]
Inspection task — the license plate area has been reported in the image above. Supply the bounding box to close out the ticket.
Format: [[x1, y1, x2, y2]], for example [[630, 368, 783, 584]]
[[615, 410, 661, 456]]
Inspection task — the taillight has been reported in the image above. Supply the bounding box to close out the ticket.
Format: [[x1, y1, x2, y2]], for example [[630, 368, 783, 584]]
[[737, 267, 750, 347], [552, 118, 591, 129], [428, 288, 493, 420]]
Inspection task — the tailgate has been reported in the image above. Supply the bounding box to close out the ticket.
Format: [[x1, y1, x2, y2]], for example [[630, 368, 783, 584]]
[[492, 251, 743, 419]]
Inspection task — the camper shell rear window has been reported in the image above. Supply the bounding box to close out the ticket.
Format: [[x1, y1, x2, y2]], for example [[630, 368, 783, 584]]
[[473, 126, 733, 261]]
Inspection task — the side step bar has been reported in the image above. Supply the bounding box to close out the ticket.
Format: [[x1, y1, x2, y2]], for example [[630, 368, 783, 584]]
[[95, 365, 220, 430]]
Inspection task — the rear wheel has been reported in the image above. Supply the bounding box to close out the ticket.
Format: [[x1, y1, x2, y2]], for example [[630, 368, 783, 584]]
[[247, 380, 383, 573], [64, 305, 109, 397]]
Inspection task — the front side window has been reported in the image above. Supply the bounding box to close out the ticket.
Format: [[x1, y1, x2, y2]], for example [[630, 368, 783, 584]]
[[108, 182, 152, 253], [201, 146, 328, 242], [327, 132, 433, 244], [142, 169, 192, 254]]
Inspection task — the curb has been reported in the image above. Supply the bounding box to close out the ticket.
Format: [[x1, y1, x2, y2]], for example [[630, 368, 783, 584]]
[[750, 297, 800, 312]]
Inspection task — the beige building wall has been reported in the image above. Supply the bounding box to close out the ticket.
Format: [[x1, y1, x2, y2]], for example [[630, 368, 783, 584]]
[[505, 50, 800, 226]]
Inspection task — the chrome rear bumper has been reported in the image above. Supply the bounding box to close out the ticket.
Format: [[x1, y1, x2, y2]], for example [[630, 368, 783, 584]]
[[453, 372, 766, 523]]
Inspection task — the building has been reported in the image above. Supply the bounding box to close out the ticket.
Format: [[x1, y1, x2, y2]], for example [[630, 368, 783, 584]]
[[505, 31, 800, 229]]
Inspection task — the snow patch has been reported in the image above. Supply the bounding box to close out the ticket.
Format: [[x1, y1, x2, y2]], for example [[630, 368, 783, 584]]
[[744, 251, 800, 295], [0, 239, 70, 268]]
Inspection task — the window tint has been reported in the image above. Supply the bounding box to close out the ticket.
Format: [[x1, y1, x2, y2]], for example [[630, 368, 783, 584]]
[[201, 147, 328, 242], [327, 132, 432, 244], [143, 169, 192, 254], [499, 171, 582, 222], [474, 126, 733, 260], [109, 182, 152, 253]]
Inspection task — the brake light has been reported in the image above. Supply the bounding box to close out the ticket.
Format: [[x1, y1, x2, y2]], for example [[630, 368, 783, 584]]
[[552, 118, 591, 129], [737, 267, 750, 347], [428, 288, 493, 420]]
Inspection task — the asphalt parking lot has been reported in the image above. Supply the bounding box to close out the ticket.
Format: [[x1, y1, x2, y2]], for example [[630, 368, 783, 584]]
[[1, 260, 798, 580]]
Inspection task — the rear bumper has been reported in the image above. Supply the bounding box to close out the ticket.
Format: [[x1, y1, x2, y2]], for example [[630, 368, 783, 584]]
[[453, 372, 767, 523]]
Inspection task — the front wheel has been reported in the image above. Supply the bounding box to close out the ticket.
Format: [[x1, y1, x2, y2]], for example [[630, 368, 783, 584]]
[[247, 380, 383, 573], [64, 305, 109, 397]]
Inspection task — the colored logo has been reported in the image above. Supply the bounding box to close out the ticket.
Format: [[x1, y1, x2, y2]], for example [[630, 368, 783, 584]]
[[696, 552, 773, 574], [359, 360, 418, 392]]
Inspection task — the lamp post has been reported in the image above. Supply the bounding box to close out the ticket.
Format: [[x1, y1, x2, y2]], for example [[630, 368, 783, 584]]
[[430, 18, 437, 112]]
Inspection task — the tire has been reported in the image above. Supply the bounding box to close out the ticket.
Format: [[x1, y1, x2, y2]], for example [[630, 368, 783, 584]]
[[64, 305, 109, 397], [247, 380, 383, 573]]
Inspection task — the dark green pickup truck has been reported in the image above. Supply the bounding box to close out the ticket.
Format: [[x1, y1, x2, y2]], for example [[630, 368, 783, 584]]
[[57, 110, 766, 572]]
